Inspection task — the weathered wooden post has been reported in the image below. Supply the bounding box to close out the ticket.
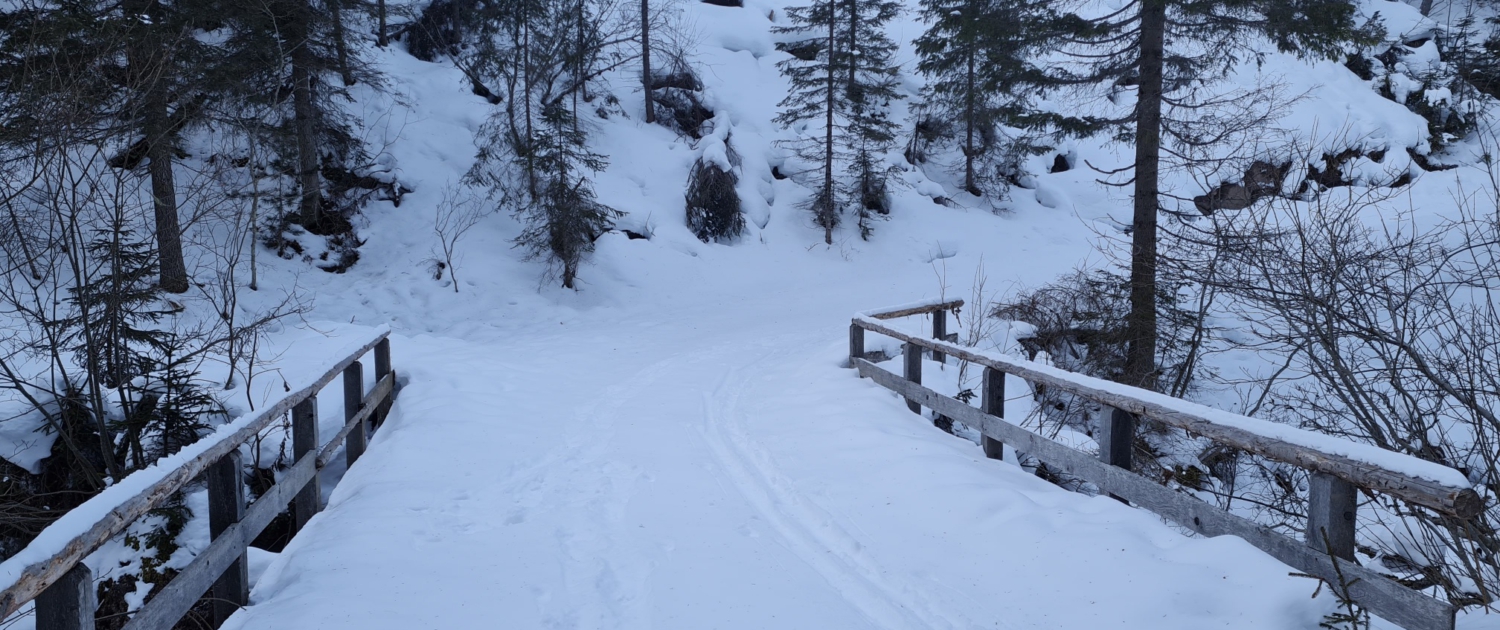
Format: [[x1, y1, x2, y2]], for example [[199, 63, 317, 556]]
[[374, 338, 392, 428], [292, 397, 320, 532], [981, 367, 1005, 461], [903, 342, 921, 413], [931, 311, 947, 364], [849, 323, 865, 366], [208, 450, 248, 625], [1099, 407, 1135, 503], [1099, 408, 1135, 470], [35, 564, 95, 630], [1307, 472, 1357, 561], [345, 361, 366, 467]]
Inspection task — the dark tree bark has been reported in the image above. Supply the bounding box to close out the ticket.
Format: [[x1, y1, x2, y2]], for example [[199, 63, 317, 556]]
[[329, 0, 356, 86], [290, 6, 323, 224], [146, 109, 188, 294], [846, 0, 857, 94], [1123, 0, 1166, 389], [823, 0, 836, 245], [642, 0, 655, 124], [124, 0, 189, 293], [963, 12, 976, 195], [377, 0, 389, 46]]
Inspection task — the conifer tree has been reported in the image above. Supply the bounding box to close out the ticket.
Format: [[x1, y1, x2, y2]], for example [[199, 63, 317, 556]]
[[913, 0, 1049, 197], [843, 0, 902, 239], [214, 0, 377, 231], [775, 0, 843, 244], [0, 0, 214, 293], [465, 0, 624, 288], [1006, 0, 1372, 389], [60, 227, 170, 391], [775, 0, 902, 244]]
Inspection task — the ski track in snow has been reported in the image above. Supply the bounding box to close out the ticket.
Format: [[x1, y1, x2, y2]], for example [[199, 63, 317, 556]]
[[699, 344, 982, 630]]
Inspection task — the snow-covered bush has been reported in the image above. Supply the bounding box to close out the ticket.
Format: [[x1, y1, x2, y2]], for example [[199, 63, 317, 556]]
[[685, 132, 745, 243]]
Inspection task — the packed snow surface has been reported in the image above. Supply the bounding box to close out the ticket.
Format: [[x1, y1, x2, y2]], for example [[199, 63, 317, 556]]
[[226, 310, 1340, 630]]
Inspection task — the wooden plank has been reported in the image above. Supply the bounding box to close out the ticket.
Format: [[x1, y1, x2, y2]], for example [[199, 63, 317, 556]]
[[931, 312, 947, 364], [207, 451, 247, 626], [853, 318, 1480, 517], [856, 359, 1456, 630], [866, 299, 964, 320], [0, 329, 389, 619], [1308, 472, 1357, 561], [344, 361, 367, 467], [848, 324, 865, 365], [292, 398, 319, 533], [35, 564, 93, 630], [902, 342, 921, 414], [120, 456, 317, 630], [981, 367, 1004, 461], [1100, 408, 1135, 470], [374, 339, 392, 429], [317, 373, 395, 469]]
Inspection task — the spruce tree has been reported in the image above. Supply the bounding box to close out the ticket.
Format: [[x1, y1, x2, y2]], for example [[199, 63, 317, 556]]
[[465, 0, 623, 288], [1008, 0, 1373, 389], [913, 0, 1049, 197], [213, 0, 377, 232], [0, 0, 214, 293], [843, 0, 902, 239], [59, 226, 170, 391], [775, 0, 902, 244]]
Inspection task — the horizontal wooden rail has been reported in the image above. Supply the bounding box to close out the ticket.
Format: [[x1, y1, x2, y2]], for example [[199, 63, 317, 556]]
[[848, 302, 1483, 630], [317, 372, 395, 469], [854, 358, 1454, 630], [853, 315, 1480, 517], [862, 299, 963, 320], [0, 327, 397, 630]]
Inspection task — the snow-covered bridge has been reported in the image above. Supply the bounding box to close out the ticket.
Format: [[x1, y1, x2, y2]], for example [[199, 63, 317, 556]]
[[0, 291, 1477, 630]]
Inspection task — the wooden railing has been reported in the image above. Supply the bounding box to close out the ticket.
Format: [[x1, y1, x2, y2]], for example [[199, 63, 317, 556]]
[[850, 301, 1481, 630], [0, 327, 397, 630]]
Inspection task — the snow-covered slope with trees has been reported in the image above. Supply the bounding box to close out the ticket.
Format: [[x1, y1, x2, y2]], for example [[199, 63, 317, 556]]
[[3, 0, 1500, 627]]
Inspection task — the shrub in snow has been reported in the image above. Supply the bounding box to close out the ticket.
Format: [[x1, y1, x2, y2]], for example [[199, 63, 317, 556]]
[[686, 134, 745, 243]]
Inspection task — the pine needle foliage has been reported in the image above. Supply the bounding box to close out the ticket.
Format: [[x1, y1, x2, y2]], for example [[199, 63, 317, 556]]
[[775, 0, 903, 244]]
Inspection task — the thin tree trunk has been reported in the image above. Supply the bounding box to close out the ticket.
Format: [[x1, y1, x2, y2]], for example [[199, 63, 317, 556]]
[[963, 32, 976, 195], [377, 0, 389, 46], [125, 0, 189, 293], [147, 112, 188, 293], [523, 15, 537, 197], [329, 0, 356, 86], [1123, 0, 1166, 389], [1419, 0, 1434, 16], [846, 0, 857, 96], [642, 0, 655, 124], [290, 6, 322, 225], [247, 133, 260, 291], [823, 0, 837, 245]]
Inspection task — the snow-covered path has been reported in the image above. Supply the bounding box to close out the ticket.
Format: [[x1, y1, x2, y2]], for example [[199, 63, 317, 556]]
[[222, 295, 1338, 630]]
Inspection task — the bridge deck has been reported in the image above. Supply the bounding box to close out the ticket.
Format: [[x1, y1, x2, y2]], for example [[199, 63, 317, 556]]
[[220, 313, 1339, 630]]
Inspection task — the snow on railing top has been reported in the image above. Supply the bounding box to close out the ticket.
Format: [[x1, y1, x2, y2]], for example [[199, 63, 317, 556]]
[[853, 314, 1481, 517], [858, 298, 964, 320], [0, 325, 392, 618]]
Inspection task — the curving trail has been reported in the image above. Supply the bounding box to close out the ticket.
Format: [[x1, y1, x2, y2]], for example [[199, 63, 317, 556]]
[[223, 307, 1340, 630]]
